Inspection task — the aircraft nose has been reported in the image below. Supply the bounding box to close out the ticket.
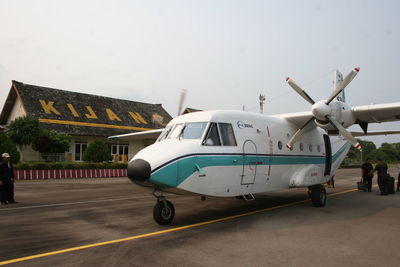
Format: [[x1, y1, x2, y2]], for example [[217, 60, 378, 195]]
[[127, 159, 151, 182]]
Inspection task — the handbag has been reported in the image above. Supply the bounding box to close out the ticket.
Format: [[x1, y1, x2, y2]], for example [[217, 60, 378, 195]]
[[357, 178, 367, 191]]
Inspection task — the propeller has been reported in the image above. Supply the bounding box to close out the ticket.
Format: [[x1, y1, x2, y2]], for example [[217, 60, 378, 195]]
[[177, 89, 188, 116], [285, 67, 361, 150]]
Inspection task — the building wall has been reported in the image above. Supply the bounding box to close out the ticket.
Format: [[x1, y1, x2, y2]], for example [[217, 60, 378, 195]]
[[7, 95, 26, 124], [17, 135, 152, 162], [18, 145, 41, 162]]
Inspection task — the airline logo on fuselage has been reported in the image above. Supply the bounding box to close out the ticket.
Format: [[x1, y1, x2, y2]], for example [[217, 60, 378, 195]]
[[237, 121, 253, 129]]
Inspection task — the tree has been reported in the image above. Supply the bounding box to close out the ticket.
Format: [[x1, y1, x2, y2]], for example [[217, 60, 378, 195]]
[[82, 139, 112, 162], [5, 115, 41, 160], [0, 133, 20, 164], [366, 149, 386, 162], [32, 130, 71, 154], [379, 143, 399, 162]]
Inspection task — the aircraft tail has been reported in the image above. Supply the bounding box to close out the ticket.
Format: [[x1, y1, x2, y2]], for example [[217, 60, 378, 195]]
[[334, 70, 345, 102]]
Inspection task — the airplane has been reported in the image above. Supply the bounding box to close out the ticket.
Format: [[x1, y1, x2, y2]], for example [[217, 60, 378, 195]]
[[109, 67, 400, 225]]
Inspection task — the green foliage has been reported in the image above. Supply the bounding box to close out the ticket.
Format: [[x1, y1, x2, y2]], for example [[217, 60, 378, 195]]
[[82, 140, 112, 162], [346, 139, 400, 164], [32, 130, 71, 154], [13, 162, 127, 170], [5, 115, 41, 147], [0, 133, 20, 164]]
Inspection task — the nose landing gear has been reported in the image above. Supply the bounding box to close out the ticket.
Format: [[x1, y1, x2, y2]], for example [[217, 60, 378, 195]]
[[152, 190, 175, 225]]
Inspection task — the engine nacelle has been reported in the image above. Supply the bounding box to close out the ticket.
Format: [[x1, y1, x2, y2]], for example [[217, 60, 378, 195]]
[[314, 102, 356, 130]]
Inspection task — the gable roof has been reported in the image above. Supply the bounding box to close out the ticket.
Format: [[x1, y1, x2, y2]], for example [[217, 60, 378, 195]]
[[181, 107, 202, 115], [0, 81, 172, 137]]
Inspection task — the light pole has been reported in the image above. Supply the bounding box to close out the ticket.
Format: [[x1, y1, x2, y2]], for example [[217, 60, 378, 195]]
[[259, 94, 266, 114]]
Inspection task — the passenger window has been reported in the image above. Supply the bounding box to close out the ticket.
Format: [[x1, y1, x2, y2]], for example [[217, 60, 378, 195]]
[[202, 123, 221, 146], [278, 141, 283, 150], [218, 123, 237, 146]]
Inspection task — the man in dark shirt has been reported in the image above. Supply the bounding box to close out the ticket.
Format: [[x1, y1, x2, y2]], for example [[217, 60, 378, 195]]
[[361, 158, 373, 192], [371, 158, 388, 195], [0, 153, 17, 204]]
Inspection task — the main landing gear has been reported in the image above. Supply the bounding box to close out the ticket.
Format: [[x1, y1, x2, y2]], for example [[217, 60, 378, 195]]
[[308, 184, 326, 207], [152, 190, 175, 225]]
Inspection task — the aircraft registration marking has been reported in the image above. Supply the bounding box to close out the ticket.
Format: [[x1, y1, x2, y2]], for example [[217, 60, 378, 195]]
[[0, 188, 358, 266]]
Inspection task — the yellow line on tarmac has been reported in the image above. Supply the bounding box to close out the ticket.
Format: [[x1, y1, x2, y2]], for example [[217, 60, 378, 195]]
[[0, 189, 357, 266]]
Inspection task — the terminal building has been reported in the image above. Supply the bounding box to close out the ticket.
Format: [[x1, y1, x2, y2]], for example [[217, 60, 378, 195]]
[[0, 80, 172, 162]]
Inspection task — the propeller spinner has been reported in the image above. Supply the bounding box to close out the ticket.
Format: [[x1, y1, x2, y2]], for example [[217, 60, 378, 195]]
[[285, 67, 361, 151]]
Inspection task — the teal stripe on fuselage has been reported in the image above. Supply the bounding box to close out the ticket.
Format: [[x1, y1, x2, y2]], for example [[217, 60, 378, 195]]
[[150, 143, 350, 188]]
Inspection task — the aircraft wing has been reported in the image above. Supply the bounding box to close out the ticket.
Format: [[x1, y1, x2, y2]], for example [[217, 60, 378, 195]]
[[108, 129, 164, 141], [352, 102, 400, 123], [274, 111, 314, 128], [276, 102, 400, 127]]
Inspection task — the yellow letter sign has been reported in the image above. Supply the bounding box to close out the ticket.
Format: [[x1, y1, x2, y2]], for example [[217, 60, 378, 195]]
[[39, 100, 61, 115]]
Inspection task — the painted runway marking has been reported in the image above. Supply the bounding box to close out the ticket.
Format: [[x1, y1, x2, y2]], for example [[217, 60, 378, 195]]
[[0, 188, 358, 266], [0, 196, 151, 212]]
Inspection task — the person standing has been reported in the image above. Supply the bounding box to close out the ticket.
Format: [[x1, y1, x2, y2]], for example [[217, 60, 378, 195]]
[[397, 164, 400, 192], [361, 158, 374, 192], [0, 153, 17, 204], [370, 158, 389, 195]]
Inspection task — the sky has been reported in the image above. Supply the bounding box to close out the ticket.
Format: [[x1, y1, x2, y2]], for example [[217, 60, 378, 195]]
[[1, 0, 399, 147]]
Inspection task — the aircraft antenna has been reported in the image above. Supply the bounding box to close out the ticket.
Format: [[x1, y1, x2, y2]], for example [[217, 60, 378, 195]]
[[259, 94, 266, 114]]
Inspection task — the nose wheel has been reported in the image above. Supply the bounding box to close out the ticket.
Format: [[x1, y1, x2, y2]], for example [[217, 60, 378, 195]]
[[152, 190, 175, 225]]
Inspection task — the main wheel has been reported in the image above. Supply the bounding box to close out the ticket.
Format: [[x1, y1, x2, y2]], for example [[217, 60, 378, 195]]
[[153, 200, 175, 225], [308, 184, 326, 207]]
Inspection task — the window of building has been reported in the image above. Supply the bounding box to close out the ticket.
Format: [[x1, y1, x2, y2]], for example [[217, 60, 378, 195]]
[[111, 144, 129, 162], [75, 143, 87, 161], [300, 143, 304, 151], [309, 144, 313, 152]]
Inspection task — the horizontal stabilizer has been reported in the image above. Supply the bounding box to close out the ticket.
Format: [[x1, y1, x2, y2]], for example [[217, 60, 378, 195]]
[[351, 130, 400, 137]]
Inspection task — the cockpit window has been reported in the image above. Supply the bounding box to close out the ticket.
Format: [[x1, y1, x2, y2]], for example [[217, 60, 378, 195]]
[[202, 123, 221, 146], [218, 123, 237, 146], [157, 122, 207, 142], [180, 122, 207, 139], [157, 125, 173, 142], [168, 123, 184, 139]]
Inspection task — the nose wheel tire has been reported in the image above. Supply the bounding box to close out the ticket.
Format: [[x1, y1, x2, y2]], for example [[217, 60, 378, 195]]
[[153, 199, 175, 225], [308, 184, 326, 207]]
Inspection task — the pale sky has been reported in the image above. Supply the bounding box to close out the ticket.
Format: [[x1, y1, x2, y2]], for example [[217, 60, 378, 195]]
[[1, 0, 399, 146]]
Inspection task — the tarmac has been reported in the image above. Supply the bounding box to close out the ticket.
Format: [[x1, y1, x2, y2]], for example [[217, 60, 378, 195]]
[[0, 168, 399, 266]]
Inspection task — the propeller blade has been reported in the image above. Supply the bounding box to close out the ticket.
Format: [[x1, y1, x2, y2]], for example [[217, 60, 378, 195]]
[[326, 67, 360, 104], [177, 89, 188, 116], [285, 77, 315, 105], [286, 117, 315, 149], [326, 116, 361, 150]]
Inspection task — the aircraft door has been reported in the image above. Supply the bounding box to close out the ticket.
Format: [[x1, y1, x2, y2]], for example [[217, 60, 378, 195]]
[[323, 134, 332, 176], [241, 140, 257, 185]]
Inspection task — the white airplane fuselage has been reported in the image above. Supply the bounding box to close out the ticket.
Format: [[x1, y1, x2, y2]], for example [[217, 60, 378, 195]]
[[128, 110, 350, 197]]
